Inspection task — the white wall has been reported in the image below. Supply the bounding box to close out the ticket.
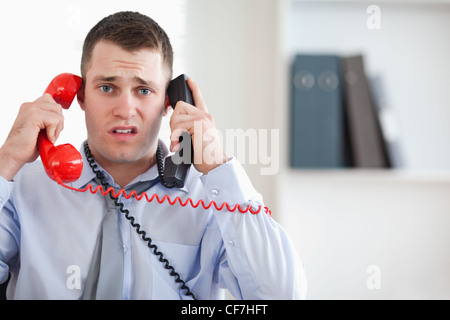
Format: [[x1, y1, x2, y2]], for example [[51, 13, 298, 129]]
[[185, 0, 280, 209], [278, 170, 450, 299]]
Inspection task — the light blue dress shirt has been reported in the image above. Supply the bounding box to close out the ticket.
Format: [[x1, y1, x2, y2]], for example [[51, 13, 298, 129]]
[[0, 141, 306, 299]]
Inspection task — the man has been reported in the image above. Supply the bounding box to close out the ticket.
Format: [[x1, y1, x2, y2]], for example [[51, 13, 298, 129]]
[[0, 11, 306, 299]]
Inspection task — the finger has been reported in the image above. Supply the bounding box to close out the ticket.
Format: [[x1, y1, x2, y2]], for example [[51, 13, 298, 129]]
[[169, 128, 189, 152], [186, 77, 208, 112], [171, 101, 203, 118], [23, 94, 62, 115], [169, 113, 195, 135], [172, 101, 190, 114], [45, 120, 64, 143], [38, 103, 63, 116], [37, 93, 58, 105], [46, 125, 57, 144], [36, 104, 64, 143], [38, 110, 64, 143], [53, 117, 65, 143], [170, 106, 198, 124], [33, 95, 64, 116]]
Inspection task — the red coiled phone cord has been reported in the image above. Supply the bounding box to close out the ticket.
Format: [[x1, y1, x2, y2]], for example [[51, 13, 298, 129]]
[[57, 143, 272, 216], [58, 182, 271, 216]]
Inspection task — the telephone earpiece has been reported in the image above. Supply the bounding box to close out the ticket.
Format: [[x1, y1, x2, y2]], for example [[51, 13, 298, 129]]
[[37, 73, 83, 183], [163, 74, 194, 188]]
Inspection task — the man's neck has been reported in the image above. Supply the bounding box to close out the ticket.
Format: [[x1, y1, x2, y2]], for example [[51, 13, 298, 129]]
[[87, 143, 158, 188], [99, 154, 157, 188]]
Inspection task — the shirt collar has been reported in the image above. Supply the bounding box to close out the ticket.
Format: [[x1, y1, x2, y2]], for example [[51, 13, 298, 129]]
[[71, 141, 96, 189], [71, 140, 188, 193]]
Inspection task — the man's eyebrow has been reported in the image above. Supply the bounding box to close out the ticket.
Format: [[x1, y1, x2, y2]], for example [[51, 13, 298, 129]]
[[92, 75, 118, 82], [133, 77, 162, 90], [134, 76, 149, 86], [92, 75, 155, 87]]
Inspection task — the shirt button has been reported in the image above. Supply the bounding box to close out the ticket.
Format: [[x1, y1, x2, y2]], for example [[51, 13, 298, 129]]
[[228, 240, 234, 247], [123, 245, 128, 252], [211, 189, 219, 197]]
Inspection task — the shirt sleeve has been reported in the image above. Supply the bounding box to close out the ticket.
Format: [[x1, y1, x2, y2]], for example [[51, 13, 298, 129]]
[[0, 176, 14, 209], [0, 176, 20, 284], [200, 158, 307, 299]]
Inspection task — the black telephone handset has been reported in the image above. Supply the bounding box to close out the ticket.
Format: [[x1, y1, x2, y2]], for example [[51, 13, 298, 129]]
[[163, 74, 194, 188]]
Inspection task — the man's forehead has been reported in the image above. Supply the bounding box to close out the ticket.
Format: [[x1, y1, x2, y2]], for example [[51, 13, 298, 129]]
[[87, 40, 165, 80]]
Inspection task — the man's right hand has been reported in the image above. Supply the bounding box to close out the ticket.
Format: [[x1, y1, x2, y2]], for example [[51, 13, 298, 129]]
[[0, 94, 64, 181]]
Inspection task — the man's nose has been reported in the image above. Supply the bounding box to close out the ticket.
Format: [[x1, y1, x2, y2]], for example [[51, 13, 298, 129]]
[[113, 92, 137, 119]]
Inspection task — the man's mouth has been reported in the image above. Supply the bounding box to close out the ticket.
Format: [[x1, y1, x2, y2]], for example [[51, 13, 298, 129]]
[[114, 129, 135, 134], [109, 126, 138, 136]]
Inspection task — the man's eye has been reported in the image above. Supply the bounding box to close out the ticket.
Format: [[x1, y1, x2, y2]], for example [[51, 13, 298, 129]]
[[139, 88, 152, 96], [100, 85, 113, 93]]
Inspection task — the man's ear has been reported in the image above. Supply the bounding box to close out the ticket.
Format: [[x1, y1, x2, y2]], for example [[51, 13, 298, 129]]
[[77, 80, 86, 111], [163, 95, 172, 116]]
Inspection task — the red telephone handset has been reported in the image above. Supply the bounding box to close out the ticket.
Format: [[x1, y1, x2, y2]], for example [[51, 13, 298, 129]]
[[37, 73, 83, 183]]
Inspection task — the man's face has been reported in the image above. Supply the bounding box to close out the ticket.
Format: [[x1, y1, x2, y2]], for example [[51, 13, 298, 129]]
[[79, 40, 169, 168]]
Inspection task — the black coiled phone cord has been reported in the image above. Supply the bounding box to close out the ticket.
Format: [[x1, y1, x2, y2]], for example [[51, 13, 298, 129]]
[[84, 143, 197, 300]]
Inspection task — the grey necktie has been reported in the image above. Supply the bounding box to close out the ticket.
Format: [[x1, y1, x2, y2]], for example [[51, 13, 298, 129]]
[[82, 177, 160, 300]]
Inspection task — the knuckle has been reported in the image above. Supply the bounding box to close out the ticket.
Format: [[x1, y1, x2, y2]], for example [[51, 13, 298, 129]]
[[175, 101, 185, 109], [53, 113, 64, 126], [205, 113, 213, 122], [56, 112, 64, 123], [42, 93, 54, 102], [22, 105, 39, 119], [56, 104, 63, 115], [19, 102, 32, 112]]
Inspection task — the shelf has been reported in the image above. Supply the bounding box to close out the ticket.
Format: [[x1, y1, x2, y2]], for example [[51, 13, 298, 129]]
[[291, 0, 450, 3], [282, 168, 450, 184], [281, 1, 450, 172]]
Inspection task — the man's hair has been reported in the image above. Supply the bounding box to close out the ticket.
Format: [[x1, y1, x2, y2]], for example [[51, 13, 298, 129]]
[[81, 11, 173, 81]]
